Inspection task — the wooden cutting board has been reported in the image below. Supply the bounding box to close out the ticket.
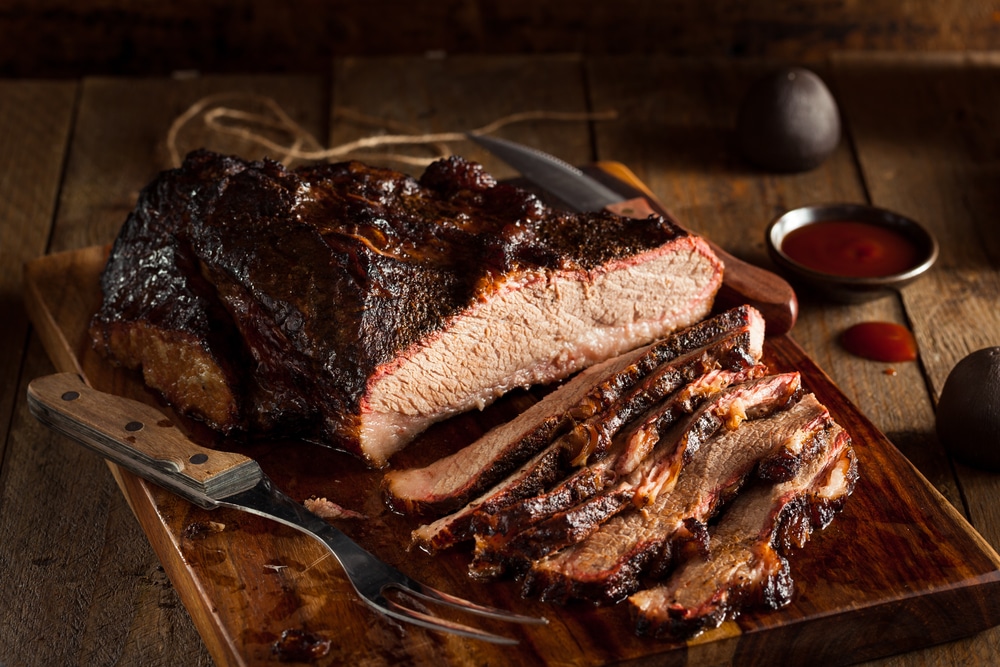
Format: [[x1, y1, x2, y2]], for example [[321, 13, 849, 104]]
[[22, 173, 1000, 667]]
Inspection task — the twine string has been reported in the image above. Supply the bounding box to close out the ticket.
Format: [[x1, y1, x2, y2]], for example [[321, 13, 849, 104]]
[[166, 92, 617, 168]]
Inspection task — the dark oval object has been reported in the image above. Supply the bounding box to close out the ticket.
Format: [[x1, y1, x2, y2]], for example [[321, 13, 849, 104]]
[[936, 347, 1000, 472], [737, 67, 841, 172], [766, 203, 938, 303]]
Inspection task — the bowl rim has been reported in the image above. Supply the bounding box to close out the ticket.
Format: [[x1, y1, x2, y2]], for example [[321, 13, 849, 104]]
[[765, 202, 939, 287]]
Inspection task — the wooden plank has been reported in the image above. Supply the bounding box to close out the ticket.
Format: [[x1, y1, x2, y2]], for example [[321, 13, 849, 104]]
[[6, 74, 326, 667], [831, 52, 1000, 666], [0, 78, 78, 665], [329, 54, 593, 178], [49, 73, 329, 252], [0, 80, 75, 459], [584, 55, 960, 511], [4, 2, 1000, 77], [831, 52, 1000, 398]]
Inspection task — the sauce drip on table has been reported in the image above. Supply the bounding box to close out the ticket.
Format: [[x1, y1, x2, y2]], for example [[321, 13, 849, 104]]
[[841, 322, 918, 363], [781, 220, 921, 278]]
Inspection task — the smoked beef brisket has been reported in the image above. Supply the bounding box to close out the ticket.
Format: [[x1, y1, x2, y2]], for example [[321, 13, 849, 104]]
[[390, 308, 857, 636], [90, 150, 723, 465], [521, 387, 829, 605], [469, 372, 801, 578], [473, 365, 766, 547], [628, 426, 856, 639], [402, 306, 766, 551], [385, 305, 764, 516]]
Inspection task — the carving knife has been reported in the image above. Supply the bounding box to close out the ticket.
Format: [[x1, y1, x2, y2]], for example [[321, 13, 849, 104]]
[[467, 133, 798, 336]]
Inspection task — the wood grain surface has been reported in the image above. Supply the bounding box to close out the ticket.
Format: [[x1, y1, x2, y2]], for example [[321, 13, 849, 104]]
[[4, 53, 1000, 666], [0, 80, 75, 464], [4, 2, 999, 77]]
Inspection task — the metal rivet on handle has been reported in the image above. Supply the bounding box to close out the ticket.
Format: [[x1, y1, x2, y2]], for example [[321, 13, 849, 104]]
[[61, 391, 80, 401], [124, 421, 144, 432], [189, 453, 209, 465]]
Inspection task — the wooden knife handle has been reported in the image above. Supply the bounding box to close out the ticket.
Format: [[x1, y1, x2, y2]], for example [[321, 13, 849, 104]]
[[705, 243, 799, 337], [26, 373, 262, 508], [596, 163, 799, 337]]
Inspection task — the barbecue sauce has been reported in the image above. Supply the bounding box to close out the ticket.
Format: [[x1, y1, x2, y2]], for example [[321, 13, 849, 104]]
[[840, 322, 917, 363], [781, 220, 921, 278]]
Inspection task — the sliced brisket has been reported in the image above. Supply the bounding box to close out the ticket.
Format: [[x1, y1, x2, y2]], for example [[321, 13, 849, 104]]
[[614, 366, 760, 478], [522, 393, 832, 605], [474, 365, 766, 542], [90, 151, 723, 465], [385, 346, 649, 516], [385, 306, 763, 513], [470, 371, 799, 578], [410, 445, 567, 553], [629, 426, 857, 639], [406, 309, 766, 550]]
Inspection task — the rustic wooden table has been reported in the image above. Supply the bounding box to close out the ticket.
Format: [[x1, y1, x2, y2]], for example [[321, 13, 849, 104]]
[[2, 53, 999, 666]]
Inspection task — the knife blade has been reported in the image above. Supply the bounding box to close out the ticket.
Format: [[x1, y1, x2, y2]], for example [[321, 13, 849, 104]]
[[467, 133, 798, 336]]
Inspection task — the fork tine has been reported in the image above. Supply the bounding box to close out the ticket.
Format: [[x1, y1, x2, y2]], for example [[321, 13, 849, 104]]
[[378, 596, 522, 645], [402, 582, 549, 625]]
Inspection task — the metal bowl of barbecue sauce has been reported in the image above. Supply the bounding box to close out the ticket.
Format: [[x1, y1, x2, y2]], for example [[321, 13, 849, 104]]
[[766, 203, 939, 303]]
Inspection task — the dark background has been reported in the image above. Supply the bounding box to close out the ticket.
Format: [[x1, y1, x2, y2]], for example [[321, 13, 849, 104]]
[[2, 0, 996, 78]]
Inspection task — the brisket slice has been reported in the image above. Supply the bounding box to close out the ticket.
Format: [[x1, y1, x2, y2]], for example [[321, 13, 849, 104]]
[[629, 427, 856, 639], [410, 444, 567, 553], [615, 366, 761, 477], [407, 311, 765, 550], [558, 314, 765, 469], [90, 150, 723, 466], [523, 393, 832, 605], [470, 371, 799, 578], [408, 366, 741, 555], [384, 350, 642, 516], [384, 305, 763, 514], [474, 365, 766, 542]]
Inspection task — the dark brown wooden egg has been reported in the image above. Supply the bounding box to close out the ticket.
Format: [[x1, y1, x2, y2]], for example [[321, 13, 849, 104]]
[[936, 347, 1000, 471], [736, 67, 841, 172]]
